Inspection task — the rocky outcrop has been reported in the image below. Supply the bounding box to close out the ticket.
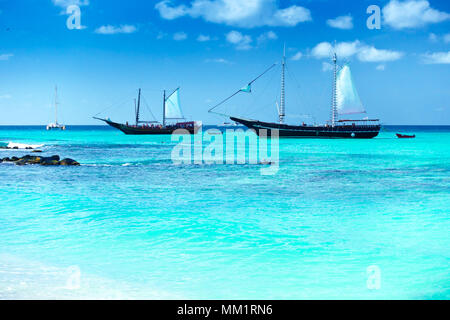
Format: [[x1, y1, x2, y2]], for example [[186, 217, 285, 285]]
[[0, 155, 80, 166]]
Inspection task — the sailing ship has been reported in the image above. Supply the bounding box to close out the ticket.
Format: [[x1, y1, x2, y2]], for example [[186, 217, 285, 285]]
[[46, 86, 66, 131], [396, 133, 415, 139], [94, 88, 199, 135], [210, 48, 380, 139]]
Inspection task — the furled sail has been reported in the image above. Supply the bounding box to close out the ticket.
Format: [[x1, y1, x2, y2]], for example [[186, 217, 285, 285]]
[[336, 65, 365, 115], [165, 88, 184, 119]]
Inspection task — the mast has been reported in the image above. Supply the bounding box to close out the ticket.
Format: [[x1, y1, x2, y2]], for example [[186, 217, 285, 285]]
[[136, 88, 141, 125], [54, 86, 58, 125], [331, 53, 338, 127], [279, 44, 286, 124], [162, 90, 166, 128]]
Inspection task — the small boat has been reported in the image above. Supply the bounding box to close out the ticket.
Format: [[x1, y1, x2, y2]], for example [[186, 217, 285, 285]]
[[46, 86, 66, 131], [396, 133, 415, 139], [95, 88, 200, 135], [209, 47, 381, 139]]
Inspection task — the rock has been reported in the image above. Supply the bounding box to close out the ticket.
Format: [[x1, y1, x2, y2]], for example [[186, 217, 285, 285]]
[[21, 155, 42, 164], [39, 155, 60, 165], [1, 154, 80, 166], [15, 159, 28, 166], [41, 159, 60, 166], [59, 158, 80, 166], [32, 150, 42, 153]]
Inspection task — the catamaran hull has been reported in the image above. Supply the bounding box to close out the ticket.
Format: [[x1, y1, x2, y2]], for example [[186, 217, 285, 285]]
[[230, 117, 380, 139], [101, 119, 197, 135]]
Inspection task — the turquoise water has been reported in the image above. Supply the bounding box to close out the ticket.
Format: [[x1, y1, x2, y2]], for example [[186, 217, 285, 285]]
[[0, 125, 449, 299]]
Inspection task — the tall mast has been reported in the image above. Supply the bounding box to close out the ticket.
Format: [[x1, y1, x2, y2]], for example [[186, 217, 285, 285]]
[[279, 44, 286, 124], [136, 88, 141, 125], [54, 86, 58, 125], [331, 53, 338, 127], [162, 90, 166, 128]]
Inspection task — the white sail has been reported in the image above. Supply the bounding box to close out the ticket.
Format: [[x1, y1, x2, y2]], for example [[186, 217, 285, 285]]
[[336, 65, 365, 115], [165, 88, 184, 119]]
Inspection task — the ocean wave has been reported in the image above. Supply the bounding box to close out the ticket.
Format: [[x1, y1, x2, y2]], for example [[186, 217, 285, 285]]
[[0, 142, 44, 150], [0, 253, 178, 299]]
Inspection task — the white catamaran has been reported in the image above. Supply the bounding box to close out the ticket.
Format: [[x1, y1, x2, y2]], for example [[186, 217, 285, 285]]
[[46, 86, 66, 131]]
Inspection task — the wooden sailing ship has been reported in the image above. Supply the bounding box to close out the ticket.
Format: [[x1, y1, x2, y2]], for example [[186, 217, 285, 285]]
[[95, 88, 199, 135], [210, 48, 380, 139]]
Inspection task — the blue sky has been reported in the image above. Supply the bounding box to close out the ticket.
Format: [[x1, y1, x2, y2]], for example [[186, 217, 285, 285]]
[[0, 0, 449, 125]]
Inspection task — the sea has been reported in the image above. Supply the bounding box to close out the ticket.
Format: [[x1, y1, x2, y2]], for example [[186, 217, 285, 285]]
[[0, 125, 449, 299]]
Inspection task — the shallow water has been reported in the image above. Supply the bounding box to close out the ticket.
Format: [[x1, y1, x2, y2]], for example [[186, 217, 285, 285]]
[[0, 125, 449, 299]]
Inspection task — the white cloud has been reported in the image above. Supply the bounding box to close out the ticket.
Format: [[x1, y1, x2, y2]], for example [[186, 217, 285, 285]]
[[173, 32, 188, 41], [197, 34, 211, 42], [155, 0, 312, 28], [422, 51, 450, 64], [429, 33, 438, 42], [226, 30, 252, 50], [326, 15, 353, 29], [257, 31, 278, 44], [205, 58, 232, 64], [357, 46, 404, 62], [444, 34, 450, 43], [157, 31, 167, 39], [0, 53, 13, 61], [312, 41, 360, 59], [376, 64, 386, 71], [383, 0, 450, 29], [94, 25, 137, 35], [429, 32, 450, 43], [291, 52, 303, 61], [311, 41, 403, 63], [322, 62, 333, 72], [52, 0, 89, 7]]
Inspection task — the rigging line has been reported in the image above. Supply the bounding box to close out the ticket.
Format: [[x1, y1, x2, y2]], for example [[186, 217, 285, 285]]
[[248, 63, 278, 85], [141, 95, 158, 122], [165, 87, 179, 101], [93, 89, 138, 117], [245, 64, 280, 118], [208, 63, 278, 114], [285, 64, 305, 115]]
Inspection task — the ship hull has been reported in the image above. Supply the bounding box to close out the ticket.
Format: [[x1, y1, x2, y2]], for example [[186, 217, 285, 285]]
[[230, 117, 380, 139], [100, 119, 197, 135]]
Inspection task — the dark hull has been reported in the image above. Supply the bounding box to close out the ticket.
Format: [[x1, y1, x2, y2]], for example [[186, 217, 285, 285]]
[[100, 119, 196, 135], [396, 134, 415, 139], [230, 117, 380, 139]]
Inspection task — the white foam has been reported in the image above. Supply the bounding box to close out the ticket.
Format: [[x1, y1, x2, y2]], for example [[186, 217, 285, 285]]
[[0, 254, 179, 299], [5, 142, 44, 150]]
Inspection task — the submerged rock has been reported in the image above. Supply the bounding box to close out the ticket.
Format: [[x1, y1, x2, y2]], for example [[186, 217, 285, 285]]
[[59, 158, 80, 166], [0, 154, 80, 166], [32, 150, 42, 153], [41, 159, 59, 166]]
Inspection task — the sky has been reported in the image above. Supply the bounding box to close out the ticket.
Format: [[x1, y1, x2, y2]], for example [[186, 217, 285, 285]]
[[0, 0, 449, 125]]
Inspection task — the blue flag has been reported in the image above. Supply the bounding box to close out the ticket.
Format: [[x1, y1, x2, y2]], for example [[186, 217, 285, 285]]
[[240, 84, 251, 93]]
